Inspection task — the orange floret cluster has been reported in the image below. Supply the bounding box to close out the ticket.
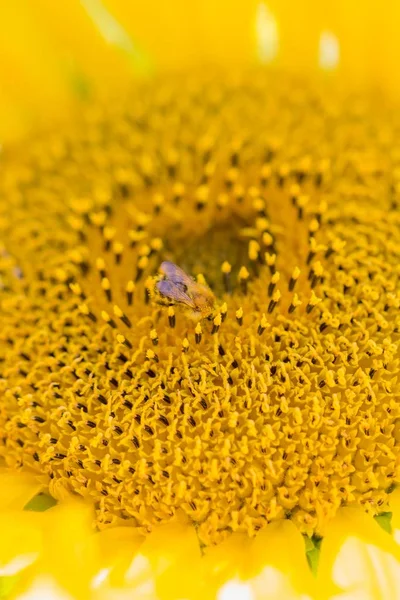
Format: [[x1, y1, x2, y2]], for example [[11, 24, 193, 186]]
[[1, 72, 400, 544]]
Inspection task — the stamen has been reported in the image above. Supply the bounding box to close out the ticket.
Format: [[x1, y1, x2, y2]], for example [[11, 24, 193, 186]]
[[296, 195, 309, 220], [288, 293, 302, 314], [101, 310, 117, 328], [153, 193, 165, 215], [220, 302, 228, 323], [310, 261, 324, 289], [103, 226, 116, 252], [101, 277, 112, 302], [150, 237, 163, 255], [195, 185, 209, 211], [113, 305, 132, 328], [221, 261, 232, 294], [113, 241, 123, 265], [146, 349, 159, 362], [268, 289, 281, 314], [258, 314, 269, 335], [172, 182, 185, 203], [195, 322, 202, 344], [265, 252, 276, 274], [238, 266, 250, 294], [212, 313, 222, 335], [288, 266, 301, 292], [126, 280, 135, 305], [69, 282, 86, 300], [260, 163, 271, 186], [268, 271, 280, 297], [306, 291, 322, 314], [168, 307, 175, 328], [135, 255, 149, 282], [150, 329, 158, 346], [79, 303, 97, 322], [309, 218, 320, 238], [116, 334, 132, 350], [236, 307, 243, 326], [96, 257, 106, 279]]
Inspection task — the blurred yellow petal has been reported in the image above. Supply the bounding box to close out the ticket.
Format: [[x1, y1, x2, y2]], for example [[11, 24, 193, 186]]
[[256, 3, 279, 64], [103, 0, 260, 69], [318, 508, 400, 599], [3, 0, 400, 143], [81, 0, 152, 75], [0, 512, 42, 576], [331, 540, 400, 600], [267, 1, 322, 72], [17, 577, 76, 600], [30, 502, 98, 600], [373, 1, 400, 96], [135, 521, 204, 600], [119, 553, 157, 599], [0, 91, 32, 141], [204, 521, 315, 599], [96, 526, 144, 586], [331, 0, 400, 95], [0, 3, 72, 134], [26, 0, 145, 95], [251, 520, 315, 594], [0, 471, 42, 510], [101, 0, 400, 97], [217, 574, 312, 600], [0, 0, 151, 141]]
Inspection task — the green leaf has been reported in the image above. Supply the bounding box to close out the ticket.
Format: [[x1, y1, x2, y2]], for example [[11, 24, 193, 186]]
[[303, 535, 315, 553], [306, 546, 321, 576], [24, 492, 57, 512], [304, 534, 322, 576], [374, 511, 392, 534]]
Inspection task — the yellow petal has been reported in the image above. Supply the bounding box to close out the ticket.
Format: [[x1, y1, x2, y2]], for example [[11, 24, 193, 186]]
[[96, 526, 144, 586], [0, 470, 42, 510], [26, 0, 143, 95], [0, 512, 42, 575], [0, 0, 150, 141], [317, 508, 400, 599], [0, 2, 72, 136], [268, 0, 321, 72], [134, 522, 205, 600], [16, 576, 76, 600], [118, 553, 157, 599], [103, 0, 260, 70], [217, 575, 312, 600], [250, 520, 315, 594], [204, 521, 315, 599], [34, 502, 98, 600]]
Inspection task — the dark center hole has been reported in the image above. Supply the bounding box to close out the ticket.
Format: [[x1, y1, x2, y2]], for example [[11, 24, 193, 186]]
[[172, 220, 252, 295]]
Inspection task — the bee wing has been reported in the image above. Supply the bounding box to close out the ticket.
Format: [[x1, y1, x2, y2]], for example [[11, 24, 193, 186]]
[[156, 280, 196, 308], [160, 261, 194, 286]]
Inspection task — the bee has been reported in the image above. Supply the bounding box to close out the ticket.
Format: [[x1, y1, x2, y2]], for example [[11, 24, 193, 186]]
[[155, 261, 216, 320]]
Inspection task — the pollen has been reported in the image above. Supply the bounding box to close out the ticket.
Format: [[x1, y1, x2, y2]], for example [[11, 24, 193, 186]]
[[1, 72, 400, 546]]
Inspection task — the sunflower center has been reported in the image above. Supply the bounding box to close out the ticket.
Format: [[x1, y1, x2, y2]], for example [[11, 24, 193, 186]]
[[1, 72, 400, 545]]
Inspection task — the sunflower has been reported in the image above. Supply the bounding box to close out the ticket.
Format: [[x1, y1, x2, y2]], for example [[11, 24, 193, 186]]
[[2, 2, 400, 599]]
